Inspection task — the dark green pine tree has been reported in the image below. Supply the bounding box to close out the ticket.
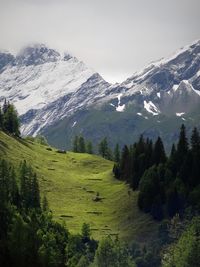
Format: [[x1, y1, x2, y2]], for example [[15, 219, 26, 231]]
[[176, 125, 191, 185], [113, 163, 120, 179], [138, 166, 161, 213], [145, 139, 153, 169], [137, 135, 145, 154], [86, 141, 93, 154], [167, 143, 177, 177], [114, 143, 120, 163], [3, 103, 20, 136], [2, 99, 8, 114], [176, 124, 188, 167], [191, 127, 200, 153], [190, 127, 200, 187], [19, 161, 30, 209], [0, 159, 12, 240], [98, 137, 110, 159], [120, 145, 130, 181], [73, 136, 79, 152], [170, 143, 176, 157], [152, 137, 166, 165], [78, 136, 86, 153], [31, 173, 40, 209], [0, 160, 10, 205], [9, 168, 20, 207]]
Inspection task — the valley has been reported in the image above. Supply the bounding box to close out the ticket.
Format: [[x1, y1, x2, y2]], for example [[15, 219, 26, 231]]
[[0, 131, 157, 242]]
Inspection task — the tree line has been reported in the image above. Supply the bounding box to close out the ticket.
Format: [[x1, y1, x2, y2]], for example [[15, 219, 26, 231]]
[[72, 136, 119, 161], [0, 99, 20, 136], [113, 125, 200, 220]]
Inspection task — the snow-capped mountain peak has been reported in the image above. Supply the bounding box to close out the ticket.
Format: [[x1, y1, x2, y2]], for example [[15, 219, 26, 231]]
[[0, 44, 100, 116], [0, 40, 199, 140], [16, 43, 61, 66]]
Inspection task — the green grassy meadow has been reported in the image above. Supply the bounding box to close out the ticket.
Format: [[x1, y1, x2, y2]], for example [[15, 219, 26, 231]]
[[0, 131, 157, 242]]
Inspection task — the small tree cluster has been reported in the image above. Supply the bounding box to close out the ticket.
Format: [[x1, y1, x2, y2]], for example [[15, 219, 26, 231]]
[[98, 137, 113, 160], [72, 135, 93, 154], [19, 161, 40, 210], [113, 135, 166, 190], [95, 236, 136, 267], [0, 99, 20, 136]]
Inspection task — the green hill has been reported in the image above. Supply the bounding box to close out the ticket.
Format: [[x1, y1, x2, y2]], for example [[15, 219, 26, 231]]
[[0, 131, 157, 242]]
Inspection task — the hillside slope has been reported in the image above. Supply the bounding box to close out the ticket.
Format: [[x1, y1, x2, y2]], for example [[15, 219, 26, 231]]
[[0, 131, 157, 242]]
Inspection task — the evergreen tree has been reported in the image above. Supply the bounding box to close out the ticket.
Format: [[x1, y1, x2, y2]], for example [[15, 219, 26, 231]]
[[31, 173, 40, 209], [3, 103, 20, 136], [152, 137, 166, 165], [98, 138, 108, 158], [9, 168, 19, 207], [79, 136, 86, 153], [2, 98, 8, 114], [120, 145, 130, 181], [176, 124, 188, 168], [168, 143, 178, 177], [0, 160, 12, 241], [137, 135, 145, 154], [113, 163, 121, 179], [189, 127, 200, 187], [98, 138, 112, 160], [73, 136, 79, 152], [191, 127, 200, 153], [114, 143, 120, 163], [170, 143, 176, 158], [19, 161, 29, 209], [138, 166, 161, 213], [86, 141, 93, 154]]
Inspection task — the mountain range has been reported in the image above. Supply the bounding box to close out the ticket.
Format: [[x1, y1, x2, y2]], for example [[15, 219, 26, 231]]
[[0, 40, 200, 150]]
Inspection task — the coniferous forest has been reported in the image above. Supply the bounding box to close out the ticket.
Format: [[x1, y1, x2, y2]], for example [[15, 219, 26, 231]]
[[113, 125, 200, 220], [0, 101, 200, 267]]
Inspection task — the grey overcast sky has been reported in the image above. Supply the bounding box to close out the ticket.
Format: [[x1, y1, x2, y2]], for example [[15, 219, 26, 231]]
[[0, 0, 199, 83]]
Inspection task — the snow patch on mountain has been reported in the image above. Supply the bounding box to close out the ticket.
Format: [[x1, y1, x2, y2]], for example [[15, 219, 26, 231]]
[[176, 112, 185, 117], [157, 92, 161, 98], [116, 93, 125, 112], [144, 100, 160, 115], [72, 121, 77, 127]]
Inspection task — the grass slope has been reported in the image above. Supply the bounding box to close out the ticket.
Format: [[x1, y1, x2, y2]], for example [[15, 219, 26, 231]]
[[0, 131, 157, 242]]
